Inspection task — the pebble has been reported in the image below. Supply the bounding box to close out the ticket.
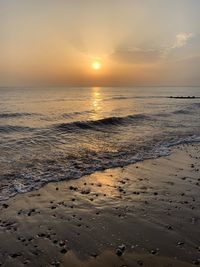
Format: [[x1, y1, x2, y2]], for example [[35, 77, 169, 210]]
[[192, 259, 200, 265], [51, 260, 60, 267], [116, 244, 126, 256], [177, 241, 184, 246], [60, 248, 67, 254], [81, 188, 91, 194], [2, 203, 9, 209]]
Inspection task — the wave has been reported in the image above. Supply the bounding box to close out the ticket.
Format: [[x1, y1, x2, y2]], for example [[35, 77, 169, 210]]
[[56, 114, 148, 131], [0, 134, 199, 202], [173, 109, 192, 115], [62, 110, 94, 119], [173, 102, 200, 115], [193, 102, 200, 108], [0, 125, 35, 133], [0, 112, 35, 118]]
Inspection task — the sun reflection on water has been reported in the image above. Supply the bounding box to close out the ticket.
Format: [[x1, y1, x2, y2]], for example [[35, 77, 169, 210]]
[[91, 87, 103, 120]]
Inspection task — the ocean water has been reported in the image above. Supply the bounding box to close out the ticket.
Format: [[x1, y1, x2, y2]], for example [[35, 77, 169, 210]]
[[0, 86, 200, 201]]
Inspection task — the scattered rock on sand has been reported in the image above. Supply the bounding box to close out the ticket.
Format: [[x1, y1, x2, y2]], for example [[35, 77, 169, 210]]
[[177, 241, 184, 246], [192, 259, 200, 265], [81, 188, 91, 194], [116, 244, 126, 256], [60, 248, 67, 254], [51, 260, 60, 267]]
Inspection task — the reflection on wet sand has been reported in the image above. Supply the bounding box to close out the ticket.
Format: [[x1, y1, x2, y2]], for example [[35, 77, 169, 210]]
[[63, 250, 194, 267]]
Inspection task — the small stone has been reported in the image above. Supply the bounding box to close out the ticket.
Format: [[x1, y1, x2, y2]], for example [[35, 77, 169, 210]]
[[10, 252, 22, 258], [177, 241, 184, 246], [51, 260, 60, 267], [116, 248, 123, 256], [137, 259, 143, 266], [2, 203, 9, 209], [116, 244, 126, 256], [90, 252, 98, 258], [60, 248, 67, 254], [37, 233, 46, 238], [23, 260, 30, 265], [192, 259, 200, 265], [59, 240, 66, 247], [81, 188, 90, 194], [151, 249, 157, 255]]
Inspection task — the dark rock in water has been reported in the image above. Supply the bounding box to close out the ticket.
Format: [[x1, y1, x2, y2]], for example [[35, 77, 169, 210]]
[[2, 203, 9, 209], [169, 96, 197, 99]]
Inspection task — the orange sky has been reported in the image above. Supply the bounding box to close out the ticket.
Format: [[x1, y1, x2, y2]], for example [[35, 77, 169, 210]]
[[0, 0, 200, 86]]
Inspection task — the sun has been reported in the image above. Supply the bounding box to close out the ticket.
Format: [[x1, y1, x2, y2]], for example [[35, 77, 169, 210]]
[[92, 61, 101, 70]]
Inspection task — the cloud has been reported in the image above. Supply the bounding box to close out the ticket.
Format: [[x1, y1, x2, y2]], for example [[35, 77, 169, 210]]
[[112, 32, 195, 64], [161, 32, 194, 57], [111, 47, 162, 64], [172, 32, 194, 49]]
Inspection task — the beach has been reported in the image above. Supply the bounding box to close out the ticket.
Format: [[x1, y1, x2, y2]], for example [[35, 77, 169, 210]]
[[0, 143, 199, 266], [1, 0, 200, 265]]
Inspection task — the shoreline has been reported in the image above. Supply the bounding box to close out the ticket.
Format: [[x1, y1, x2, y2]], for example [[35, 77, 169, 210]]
[[0, 143, 200, 266], [1, 137, 199, 203]]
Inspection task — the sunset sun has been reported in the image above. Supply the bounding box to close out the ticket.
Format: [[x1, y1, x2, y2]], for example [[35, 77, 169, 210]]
[[92, 61, 101, 70]]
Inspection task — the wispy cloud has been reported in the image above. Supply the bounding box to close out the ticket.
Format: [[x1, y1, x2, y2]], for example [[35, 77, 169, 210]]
[[162, 32, 194, 57], [111, 47, 162, 64], [172, 32, 194, 49], [111, 32, 195, 64]]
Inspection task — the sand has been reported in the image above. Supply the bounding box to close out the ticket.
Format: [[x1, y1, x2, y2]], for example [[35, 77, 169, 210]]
[[0, 144, 200, 267]]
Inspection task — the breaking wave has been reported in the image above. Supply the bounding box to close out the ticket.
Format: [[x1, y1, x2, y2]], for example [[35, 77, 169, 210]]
[[56, 114, 148, 131]]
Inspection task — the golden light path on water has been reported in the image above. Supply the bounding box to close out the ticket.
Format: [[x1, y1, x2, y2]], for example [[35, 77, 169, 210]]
[[84, 87, 119, 155], [91, 87, 102, 120]]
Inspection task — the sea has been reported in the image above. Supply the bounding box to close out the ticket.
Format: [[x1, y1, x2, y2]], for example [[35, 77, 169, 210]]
[[0, 86, 200, 201]]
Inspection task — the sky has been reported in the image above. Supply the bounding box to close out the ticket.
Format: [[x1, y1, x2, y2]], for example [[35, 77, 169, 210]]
[[0, 0, 200, 87]]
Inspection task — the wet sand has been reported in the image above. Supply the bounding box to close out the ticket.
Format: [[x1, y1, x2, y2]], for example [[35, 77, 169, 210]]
[[0, 144, 200, 266]]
